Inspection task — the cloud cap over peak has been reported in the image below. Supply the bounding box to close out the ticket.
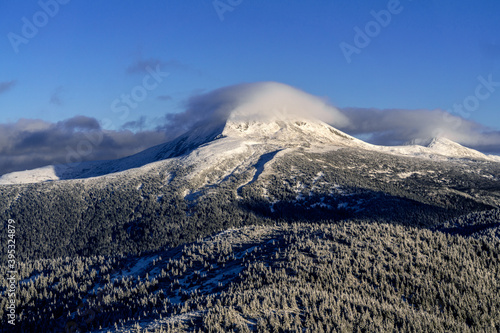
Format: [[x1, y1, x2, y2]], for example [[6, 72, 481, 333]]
[[173, 82, 349, 128]]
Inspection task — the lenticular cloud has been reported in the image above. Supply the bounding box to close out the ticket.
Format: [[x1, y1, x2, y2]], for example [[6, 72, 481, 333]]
[[178, 82, 350, 128]]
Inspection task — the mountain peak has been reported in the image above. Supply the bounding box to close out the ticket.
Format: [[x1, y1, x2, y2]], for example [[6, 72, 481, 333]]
[[179, 82, 359, 146], [427, 137, 456, 146], [221, 117, 360, 146], [425, 137, 489, 160]]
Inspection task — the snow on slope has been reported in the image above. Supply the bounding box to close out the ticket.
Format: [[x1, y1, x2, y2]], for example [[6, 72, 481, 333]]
[[222, 117, 366, 147], [0, 165, 61, 184], [427, 137, 491, 159], [1, 82, 498, 185], [374, 137, 495, 161], [489, 154, 500, 162], [0, 122, 226, 185]]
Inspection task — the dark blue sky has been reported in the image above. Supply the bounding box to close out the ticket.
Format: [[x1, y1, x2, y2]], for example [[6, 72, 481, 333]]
[[0, 0, 499, 174]]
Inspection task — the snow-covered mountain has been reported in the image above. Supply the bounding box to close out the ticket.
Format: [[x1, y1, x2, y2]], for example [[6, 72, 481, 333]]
[[0, 119, 495, 185], [1, 82, 498, 185], [427, 137, 492, 159], [375, 136, 499, 161], [0, 117, 355, 185], [2, 83, 500, 268], [4, 83, 499, 333]]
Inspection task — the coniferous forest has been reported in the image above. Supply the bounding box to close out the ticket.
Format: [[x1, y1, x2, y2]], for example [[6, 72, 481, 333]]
[[1, 146, 499, 332]]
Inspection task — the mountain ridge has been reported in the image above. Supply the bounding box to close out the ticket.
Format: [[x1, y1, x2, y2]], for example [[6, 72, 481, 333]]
[[1, 80, 498, 185], [0, 115, 498, 185]]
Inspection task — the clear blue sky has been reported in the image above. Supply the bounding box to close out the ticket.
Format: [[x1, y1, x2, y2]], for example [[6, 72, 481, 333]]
[[1, 0, 499, 131]]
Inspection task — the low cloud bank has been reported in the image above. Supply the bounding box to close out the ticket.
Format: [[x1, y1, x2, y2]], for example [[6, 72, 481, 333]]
[[0, 116, 168, 176], [338, 107, 500, 154]]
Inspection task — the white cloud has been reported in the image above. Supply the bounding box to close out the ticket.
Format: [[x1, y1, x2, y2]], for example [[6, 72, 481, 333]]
[[338, 107, 500, 154], [158, 82, 350, 136]]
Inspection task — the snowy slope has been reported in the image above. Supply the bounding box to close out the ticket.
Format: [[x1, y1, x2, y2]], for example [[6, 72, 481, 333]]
[[1, 116, 497, 185], [427, 137, 491, 159], [0, 122, 225, 185], [1, 82, 498, 186], [222, 117, 366, 147], [0, 111, 366, 185], [374, 137, 496, 162]]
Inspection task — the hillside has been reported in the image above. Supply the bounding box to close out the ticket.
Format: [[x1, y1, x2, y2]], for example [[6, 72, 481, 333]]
[[0, 82, 499, 332], [1, 142, 499, 261], [3, 219, 499, 332]]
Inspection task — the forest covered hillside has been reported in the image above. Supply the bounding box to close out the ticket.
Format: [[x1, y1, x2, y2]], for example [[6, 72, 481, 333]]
[[1, 145, 499, 261], [1, 86, 499, 332], [2, 218, 499, 332]]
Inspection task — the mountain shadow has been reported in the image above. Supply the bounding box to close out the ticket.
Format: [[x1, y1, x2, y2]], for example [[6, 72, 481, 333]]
[[238, 190, 488, 228], [236, 149, 283, 196]]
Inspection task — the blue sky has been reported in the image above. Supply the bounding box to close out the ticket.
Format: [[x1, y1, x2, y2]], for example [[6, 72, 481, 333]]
[[0, 0, 499, 174]]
